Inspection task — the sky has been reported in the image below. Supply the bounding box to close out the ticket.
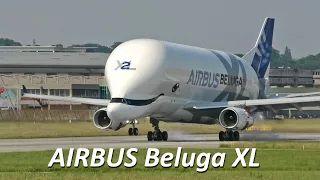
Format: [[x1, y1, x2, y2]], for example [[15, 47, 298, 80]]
[[1, 0, 319, 58]]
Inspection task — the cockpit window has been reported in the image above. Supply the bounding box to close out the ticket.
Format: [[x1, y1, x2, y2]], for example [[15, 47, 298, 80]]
[[110, 94, 164, 106], [125, 99, 154, 106], [110, 98, 125, 103]]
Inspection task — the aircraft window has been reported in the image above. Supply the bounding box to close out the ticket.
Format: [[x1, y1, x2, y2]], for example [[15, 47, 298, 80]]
[[110, 98, 155, 106], [124, 93, 164, 106], [125, 99, 154, 106]]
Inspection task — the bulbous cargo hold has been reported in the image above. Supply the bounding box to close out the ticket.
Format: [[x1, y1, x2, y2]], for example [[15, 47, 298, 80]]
[[105, 38, 259, 114]]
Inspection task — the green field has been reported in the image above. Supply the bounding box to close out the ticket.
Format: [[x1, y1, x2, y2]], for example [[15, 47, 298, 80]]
[[1, 142, 320, 179], [0, 119, 320, 139]]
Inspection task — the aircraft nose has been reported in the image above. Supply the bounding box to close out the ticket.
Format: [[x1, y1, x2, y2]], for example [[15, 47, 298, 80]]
[[107, 103, 129, 121]]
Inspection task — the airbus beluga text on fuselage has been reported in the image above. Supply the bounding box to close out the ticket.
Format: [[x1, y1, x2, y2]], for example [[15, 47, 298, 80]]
[[22, 17, 320, 141]]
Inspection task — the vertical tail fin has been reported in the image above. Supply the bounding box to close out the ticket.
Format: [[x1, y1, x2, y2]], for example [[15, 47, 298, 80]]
[[242, 17, 275, 98]]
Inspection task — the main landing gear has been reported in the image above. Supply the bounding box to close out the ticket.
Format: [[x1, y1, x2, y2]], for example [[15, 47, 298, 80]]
[[147, 117, 168, 141], [127, 120, 139, 136], [219, 130, 240, 141]]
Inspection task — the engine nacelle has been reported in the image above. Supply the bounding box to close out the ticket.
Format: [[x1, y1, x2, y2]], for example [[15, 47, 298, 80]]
[[92, 108, 126, 131], [218, 107, 254, 130]]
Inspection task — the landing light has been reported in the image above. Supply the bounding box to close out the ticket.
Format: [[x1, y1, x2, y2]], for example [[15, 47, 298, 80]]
[[125, 120, 139, 124]]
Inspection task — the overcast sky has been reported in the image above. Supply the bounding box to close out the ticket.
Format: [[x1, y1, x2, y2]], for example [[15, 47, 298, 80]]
[[1, 0, 319, 58]]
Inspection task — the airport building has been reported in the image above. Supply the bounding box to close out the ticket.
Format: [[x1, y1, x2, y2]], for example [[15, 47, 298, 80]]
[[269, 68, 313, 87], [0, 46, 109, 110], [312, 69, 320, 87]]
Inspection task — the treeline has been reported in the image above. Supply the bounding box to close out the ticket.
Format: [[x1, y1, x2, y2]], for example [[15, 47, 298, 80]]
[[1, 38, 320, 70], [71, 42, 123, 53], [0, 38, 22, 46], [0, 38, 123, 54], [236, 46, 320, 70]]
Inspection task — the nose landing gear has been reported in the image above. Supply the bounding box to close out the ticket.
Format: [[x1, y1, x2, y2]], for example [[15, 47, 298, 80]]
[[128, 127, 138, 136], [127, 119, 139, 136]]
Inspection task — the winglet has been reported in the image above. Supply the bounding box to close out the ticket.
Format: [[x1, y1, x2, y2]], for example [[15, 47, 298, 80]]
[[22, 85, 28, 95]]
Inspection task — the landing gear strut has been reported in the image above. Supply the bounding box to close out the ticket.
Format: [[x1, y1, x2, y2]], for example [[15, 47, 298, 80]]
[[219, 130, 240, 141], [147, 117, 168, 141], [128, 120, 139, 136]]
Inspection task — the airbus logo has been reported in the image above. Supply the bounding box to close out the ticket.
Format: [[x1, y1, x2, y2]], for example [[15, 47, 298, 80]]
[[115, 60, 136, 70], [186, 70, 244, 88]]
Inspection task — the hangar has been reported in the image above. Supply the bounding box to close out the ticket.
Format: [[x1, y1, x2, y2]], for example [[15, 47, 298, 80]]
[[0, 45, 110, 110]]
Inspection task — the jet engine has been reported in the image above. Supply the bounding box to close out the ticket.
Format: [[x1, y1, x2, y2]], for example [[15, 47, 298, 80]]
[[92, 108, 126, 131], [218, 107, 254, 130]]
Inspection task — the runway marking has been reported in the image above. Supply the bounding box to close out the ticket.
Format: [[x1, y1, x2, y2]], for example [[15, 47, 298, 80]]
[[0, 133, 319, 152]]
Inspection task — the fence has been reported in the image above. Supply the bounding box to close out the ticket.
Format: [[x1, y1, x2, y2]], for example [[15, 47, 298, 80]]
[[0, 110, 95, 121]]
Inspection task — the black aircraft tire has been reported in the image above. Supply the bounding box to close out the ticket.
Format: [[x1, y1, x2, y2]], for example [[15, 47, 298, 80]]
[[147, 131, 153, 141], [133, 128, 139, 136], [233, 131, 240, 141], [162, 131, 168, 141], [219, 131, 225, 141], [128, 128, 133, 136]]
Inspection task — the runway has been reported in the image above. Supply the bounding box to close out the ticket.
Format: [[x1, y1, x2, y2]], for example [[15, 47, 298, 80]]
[[1, 132, 320, 152]]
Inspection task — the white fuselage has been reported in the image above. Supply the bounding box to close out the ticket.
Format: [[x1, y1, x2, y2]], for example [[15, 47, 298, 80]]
[[105, 39, 260, 125]]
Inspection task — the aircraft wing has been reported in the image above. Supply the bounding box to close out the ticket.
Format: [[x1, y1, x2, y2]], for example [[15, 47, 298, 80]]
[[182, 96, 320, 113], [281, 92, 320, 98], [21, 85, 110, 106]]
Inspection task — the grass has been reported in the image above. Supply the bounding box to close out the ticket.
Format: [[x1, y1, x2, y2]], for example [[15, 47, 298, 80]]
[[0, 144, 320, 179], [220, 141, 320, 150], [255, 119, 320, 133], [0, 120, 222, 139], [1, 118, 320, 139]]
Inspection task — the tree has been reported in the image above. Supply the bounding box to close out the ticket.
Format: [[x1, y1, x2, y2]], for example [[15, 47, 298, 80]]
[[293, 53, 320, 69], [55, 44, 63, 48], [270, 48, 282, 68], [283, 46, 292, 61], [110, 42, 123, 50], [282, 46, 293, 67], [0, 38, 22, 46]]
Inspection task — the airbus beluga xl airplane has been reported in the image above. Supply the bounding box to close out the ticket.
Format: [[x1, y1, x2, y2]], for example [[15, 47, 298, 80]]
[[22, 17, 320, 141]]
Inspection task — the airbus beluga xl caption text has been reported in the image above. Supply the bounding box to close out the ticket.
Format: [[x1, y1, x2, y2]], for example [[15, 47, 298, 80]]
[[48, 147, 259, 172]]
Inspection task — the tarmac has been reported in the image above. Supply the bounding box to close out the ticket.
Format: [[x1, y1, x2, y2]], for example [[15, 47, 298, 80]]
[[1, 132, 320, 152]]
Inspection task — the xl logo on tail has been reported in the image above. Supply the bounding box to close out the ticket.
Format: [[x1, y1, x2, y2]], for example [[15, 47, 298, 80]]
[[115, 60, 136, 70]]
